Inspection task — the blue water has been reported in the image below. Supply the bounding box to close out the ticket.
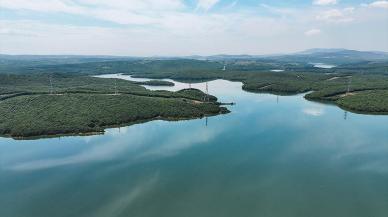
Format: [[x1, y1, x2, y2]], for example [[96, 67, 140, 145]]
[[1, 79, 387, 217]]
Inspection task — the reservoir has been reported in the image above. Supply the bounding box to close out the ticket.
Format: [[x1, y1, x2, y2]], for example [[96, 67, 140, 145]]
[[1, 75, 387, 217], [313, 63, 336, 69]]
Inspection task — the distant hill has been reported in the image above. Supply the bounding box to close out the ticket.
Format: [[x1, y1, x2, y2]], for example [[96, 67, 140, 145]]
[[281, 48, 388, 64], [0, 54, 139, 66], [299, 48, 388, 59], [180, 54, 265, 61], [184, 49, 388, 64], [297, 48, 350, 54], [1, 49, 387, 74]]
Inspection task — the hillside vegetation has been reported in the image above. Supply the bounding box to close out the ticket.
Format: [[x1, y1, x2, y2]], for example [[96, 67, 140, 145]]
[[336, 90, 388, 114], [0, 54, 388, 138], [0, 94, 227, 138], [0, 74, 226, 138]]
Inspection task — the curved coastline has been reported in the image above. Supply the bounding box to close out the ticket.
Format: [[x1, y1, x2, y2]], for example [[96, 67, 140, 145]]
[[109, 74, 388, 116]]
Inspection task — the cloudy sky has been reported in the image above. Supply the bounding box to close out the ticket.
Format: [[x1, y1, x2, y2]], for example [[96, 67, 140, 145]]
[[0, 0, 387, 56]]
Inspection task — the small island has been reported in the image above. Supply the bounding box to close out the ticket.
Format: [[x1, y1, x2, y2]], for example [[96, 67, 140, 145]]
[[132, 80, 175, 86], [0, 74, 228, 138]]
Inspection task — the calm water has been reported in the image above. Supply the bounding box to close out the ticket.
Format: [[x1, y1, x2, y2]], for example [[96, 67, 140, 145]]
[[1, 76, 388, 217], [313, 63, 336, 69]]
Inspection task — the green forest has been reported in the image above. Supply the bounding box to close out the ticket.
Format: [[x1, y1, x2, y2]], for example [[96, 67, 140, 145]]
[[1, 54, 388, 138], [0, 73, 226, 138]]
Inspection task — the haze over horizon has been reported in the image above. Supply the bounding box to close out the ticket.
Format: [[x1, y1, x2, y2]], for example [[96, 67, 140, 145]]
[[1, 0, 387, 56]]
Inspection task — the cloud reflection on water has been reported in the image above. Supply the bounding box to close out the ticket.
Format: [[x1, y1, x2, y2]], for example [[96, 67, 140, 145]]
[[2, 77, 388, 177], [303, 107, 325, 116], [7, 118, 225, 171]]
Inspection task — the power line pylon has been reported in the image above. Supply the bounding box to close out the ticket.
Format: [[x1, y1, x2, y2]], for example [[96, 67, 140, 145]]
[[347, 76, 352, 95], [205, 82, 209, 102], [49, 75, 54, 94]]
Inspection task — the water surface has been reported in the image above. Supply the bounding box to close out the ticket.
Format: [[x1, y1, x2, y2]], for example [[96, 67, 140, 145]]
[[1, 77, 387, 217], [313, 63, 336, 69]]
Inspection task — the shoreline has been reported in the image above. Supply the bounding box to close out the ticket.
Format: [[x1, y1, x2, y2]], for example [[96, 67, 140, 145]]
[[1, 110, 230, 140], [92, 73, 388, 116]]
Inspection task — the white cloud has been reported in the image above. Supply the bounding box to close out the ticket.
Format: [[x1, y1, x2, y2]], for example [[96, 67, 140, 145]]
[[316, 9, 354, 23], [260, 4, 300, 16], [305, 28, 321, 36], [0, 0, 185, 12], [313, 0, 337, 6], [343, 7, 355, 13], [0, 1, 387, 55], [0, 0, 185, 25], [225, 1, 238, 10], [79, 0, 185, 11], [0, 0, 83, 13], [196, 0, 220, 11], [0, 16, 296, 56], [365, 1, 388, 9]]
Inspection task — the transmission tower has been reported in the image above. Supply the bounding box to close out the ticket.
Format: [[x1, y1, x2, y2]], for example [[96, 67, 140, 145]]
[[49, 75, 54, 94], [114, 79, 118, 95], [205, 82, 209, 102], [347, 76, 352, 94]]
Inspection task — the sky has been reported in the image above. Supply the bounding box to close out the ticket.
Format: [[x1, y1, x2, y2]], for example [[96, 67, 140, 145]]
[[0, 0, 387, 56]]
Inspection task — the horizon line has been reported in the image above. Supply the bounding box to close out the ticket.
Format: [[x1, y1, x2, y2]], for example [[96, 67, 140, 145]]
[[1, 48, 388, 58]]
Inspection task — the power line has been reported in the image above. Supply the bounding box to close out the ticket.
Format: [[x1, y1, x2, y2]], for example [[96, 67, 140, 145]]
[[49, 75, 54, 94], [205, 82, 209, 102], [114, 79, 118, 95], [347, 76, 352, 94]]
